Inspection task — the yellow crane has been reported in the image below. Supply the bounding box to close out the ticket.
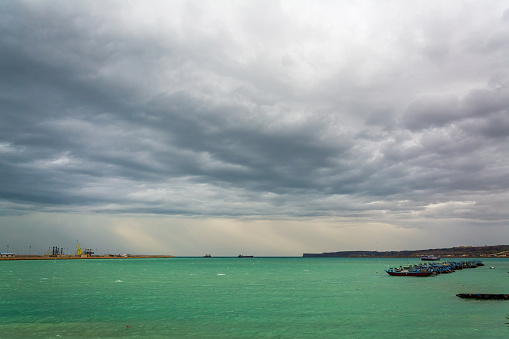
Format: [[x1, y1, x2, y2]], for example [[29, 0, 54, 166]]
[[74, 240, 82, 256]]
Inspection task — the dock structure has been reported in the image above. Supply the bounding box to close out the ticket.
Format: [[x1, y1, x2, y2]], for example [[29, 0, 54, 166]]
[[457, 293, 509, 300], [385, 260, 484, 277], [0, 254, 174, 260]]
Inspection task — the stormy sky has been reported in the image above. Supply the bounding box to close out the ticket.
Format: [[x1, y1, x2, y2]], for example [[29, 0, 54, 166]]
[[1, 1, 509, 256]]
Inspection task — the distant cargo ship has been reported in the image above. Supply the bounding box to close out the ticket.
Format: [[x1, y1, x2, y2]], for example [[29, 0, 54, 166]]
[[238, 255, 253, 258], [420, 255, 440, 261]]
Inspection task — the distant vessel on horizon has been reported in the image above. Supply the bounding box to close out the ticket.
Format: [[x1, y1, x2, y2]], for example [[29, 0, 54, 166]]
[[238, 255, 253, 258], [420, 255, 440, 261]]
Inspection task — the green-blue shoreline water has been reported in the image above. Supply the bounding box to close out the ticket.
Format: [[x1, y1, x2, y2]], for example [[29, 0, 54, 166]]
[[1, 257, 508, 338]]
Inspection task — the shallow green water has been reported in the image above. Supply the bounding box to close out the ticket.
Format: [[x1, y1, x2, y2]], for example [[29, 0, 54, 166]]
[[1, 257, 508, 338]]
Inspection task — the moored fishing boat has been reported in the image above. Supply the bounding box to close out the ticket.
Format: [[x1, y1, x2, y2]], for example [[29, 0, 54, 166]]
[[385, 269, 434, 276]]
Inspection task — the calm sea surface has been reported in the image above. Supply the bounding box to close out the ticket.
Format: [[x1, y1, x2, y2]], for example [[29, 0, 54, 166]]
[[1, 257, 508, 338]]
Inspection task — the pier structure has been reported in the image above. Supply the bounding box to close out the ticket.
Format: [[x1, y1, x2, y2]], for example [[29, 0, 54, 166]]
[[385, 260, 484, 276]]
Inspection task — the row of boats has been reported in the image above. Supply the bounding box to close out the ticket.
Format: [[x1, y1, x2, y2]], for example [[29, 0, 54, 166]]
[[385, 260, 484, 276]]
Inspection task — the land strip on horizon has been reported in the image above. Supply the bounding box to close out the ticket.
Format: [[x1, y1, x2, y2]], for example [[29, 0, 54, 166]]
[[303, 245, 509, 258], [0, 255, 174, 260]]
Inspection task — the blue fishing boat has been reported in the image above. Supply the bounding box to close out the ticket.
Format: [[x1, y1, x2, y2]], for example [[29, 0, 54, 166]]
[[385, 267, 435, 276]]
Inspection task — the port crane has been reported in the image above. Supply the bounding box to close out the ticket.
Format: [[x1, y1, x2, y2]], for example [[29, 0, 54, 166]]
[[74, 240, 82, 256], [74, 240, 94, 257]]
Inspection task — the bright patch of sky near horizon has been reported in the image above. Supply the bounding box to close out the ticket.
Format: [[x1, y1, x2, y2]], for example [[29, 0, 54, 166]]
[[1, 1, 508, 255]]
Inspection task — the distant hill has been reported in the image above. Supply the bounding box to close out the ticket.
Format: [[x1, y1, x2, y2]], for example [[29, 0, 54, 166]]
[[303, 245, 509, 258]]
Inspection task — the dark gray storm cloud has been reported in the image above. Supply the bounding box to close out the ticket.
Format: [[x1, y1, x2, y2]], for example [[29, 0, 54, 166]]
[[1, 0, 509, 230]]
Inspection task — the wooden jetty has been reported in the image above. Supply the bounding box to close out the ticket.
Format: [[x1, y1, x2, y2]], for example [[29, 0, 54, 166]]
[[456, 293, 509, 300]]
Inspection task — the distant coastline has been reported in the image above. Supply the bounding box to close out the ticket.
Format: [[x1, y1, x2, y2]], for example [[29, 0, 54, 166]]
[[0, 255, 174, 261], [303, 245, 509, 258]]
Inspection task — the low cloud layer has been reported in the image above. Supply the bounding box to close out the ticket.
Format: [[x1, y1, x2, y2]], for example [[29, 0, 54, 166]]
[[1, 1, 508, 255]]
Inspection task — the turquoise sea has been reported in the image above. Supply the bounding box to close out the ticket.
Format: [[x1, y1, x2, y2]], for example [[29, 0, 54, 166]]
[[1, 257, 508, 338]]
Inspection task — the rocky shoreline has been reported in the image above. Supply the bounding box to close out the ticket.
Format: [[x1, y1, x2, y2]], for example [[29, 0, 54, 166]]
[[303, 245, 509, 258]]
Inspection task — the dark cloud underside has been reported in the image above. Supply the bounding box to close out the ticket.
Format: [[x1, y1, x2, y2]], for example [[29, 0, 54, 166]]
[[1, 0, 509, 226]]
